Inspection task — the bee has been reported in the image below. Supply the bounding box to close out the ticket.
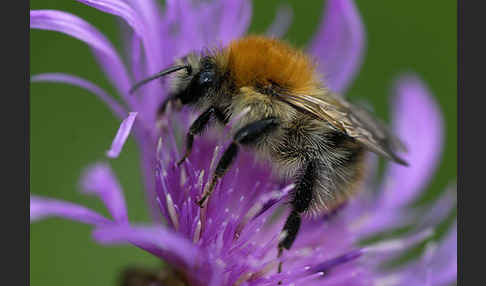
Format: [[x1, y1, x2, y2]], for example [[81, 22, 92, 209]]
[[130, 35, 407, 270]]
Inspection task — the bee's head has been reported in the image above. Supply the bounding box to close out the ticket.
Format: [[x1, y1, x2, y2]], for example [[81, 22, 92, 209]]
[[129, 53, 221, 106]]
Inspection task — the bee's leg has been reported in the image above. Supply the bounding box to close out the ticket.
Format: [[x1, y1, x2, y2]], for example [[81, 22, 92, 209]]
[[157, 95, 179, 117], [177, 107, 226, 166], [278, 160, 317, 273], [155, 96, 183, 132], [197, 118, 279, 207]]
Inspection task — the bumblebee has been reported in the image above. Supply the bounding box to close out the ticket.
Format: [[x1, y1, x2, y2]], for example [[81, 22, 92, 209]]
[[130, 35, 407, 268]]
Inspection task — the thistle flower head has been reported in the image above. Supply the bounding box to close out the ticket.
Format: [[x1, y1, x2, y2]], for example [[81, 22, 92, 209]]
[[30, 0, 457, 285]]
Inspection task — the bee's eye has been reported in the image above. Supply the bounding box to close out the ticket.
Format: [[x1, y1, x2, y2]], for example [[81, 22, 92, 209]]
[[199, 70, 215, 86]]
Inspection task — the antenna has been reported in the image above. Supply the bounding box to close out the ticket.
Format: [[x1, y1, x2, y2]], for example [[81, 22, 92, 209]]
[[129, 65, 191, 94]]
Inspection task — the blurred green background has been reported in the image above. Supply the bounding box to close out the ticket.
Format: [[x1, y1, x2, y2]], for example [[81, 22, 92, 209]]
[[30, 0, 456, 285]]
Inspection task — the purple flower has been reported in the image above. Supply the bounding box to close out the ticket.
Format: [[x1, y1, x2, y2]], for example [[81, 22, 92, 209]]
[[30, 0, 456, 285]]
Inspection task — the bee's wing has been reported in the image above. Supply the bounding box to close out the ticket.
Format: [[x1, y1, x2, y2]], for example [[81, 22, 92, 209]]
[[279, 92, 409, 166]]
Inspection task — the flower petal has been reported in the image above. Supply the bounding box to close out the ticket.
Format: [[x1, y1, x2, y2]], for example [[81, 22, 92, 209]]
[[30, 195, 111, 226], [381, 75, 444, 208], [355, 185, 455, 237], [76, 0, 145, 36], [309, 249, 363, 273], [162, 0, 202, 55], [31, 73, 127, 119], [127, 33, 144, 82], [392, 222, 457, 286], [218, 0, 252, 44], [365, 228, 434, 265], [428, 222, 457, 285], [106, 112, 137, 158], [30, 10, 133, 102], [75, 0, 160, 80], [308, 0, 365, 93], [92, 225, 200, 269], [265, 4, 293, 38], [81, 163, 128, 223], [125, 0, 163, 72], [415, 185, 456, 230]]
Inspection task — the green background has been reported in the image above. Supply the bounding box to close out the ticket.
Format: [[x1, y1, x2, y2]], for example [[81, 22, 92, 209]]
[[30, 0, 456, 285]]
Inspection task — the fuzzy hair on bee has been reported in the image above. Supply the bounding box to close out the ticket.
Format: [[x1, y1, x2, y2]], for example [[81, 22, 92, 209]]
[[130, 35, 408, 271]]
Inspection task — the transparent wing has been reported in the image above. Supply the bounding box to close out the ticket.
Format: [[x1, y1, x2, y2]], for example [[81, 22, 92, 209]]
[[278, 92, 408, 165]]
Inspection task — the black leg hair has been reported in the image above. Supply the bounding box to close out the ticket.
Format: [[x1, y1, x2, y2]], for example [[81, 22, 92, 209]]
[[197, 118, 279, 207], [278, 160, 318, 274], [177, 107, 226, 166]]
